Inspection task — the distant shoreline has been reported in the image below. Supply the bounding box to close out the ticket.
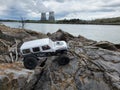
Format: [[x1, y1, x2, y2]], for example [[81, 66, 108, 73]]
[[0, 20, 120, 26], [1, 17, 120, 25]]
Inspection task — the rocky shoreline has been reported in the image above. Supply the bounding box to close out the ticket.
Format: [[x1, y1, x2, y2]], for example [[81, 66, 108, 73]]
[[0, 24, 120, 90]]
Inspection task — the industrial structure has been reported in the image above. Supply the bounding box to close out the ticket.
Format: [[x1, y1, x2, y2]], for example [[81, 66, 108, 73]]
[[40, 11, 55, 22], [41, 13, 47, 21], [48, 11, 55, 21]]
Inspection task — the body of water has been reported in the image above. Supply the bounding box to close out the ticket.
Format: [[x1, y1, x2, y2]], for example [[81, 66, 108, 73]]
[[2, 22, 120, 44]]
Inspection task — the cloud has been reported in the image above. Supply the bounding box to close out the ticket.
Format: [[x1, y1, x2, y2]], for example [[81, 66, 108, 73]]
[[43, 0, 120, 20], [0, 0, 50, 20], [101, 0, 120, 7], [0, 0, 120, 20]]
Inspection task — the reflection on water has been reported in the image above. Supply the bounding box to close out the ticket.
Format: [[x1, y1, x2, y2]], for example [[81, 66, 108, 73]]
[[2, 22, 120, 44]]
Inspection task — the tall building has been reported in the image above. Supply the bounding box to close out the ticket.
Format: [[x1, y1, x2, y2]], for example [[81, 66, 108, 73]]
[[49, 11, 55, 21], [41, 12, 46, 21]]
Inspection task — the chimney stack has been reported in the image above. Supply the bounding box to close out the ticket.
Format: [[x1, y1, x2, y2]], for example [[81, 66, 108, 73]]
[[49, 11, 55, 21], [41, 12, 46, 21]]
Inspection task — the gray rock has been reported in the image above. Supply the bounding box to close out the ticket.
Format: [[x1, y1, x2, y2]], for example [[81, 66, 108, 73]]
[[0, 26, 120, 90], [95, 41, 117, 51], [0, 75, 9, 90], [21, 39, 120, 90], [0, 63, 34, 90], [50, 29, 75, 41]]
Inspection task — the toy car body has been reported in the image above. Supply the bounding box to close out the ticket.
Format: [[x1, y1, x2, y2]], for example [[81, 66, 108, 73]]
[[20, 38, 69, 69], [20, 38, 68, 57]]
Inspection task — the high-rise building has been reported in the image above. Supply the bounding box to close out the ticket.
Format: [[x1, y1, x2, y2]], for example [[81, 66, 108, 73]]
[[41, 13, 46, 21], [49, 11, 55, 21]]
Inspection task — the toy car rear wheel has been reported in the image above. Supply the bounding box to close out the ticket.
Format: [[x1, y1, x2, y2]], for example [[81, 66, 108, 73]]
[[23, 56, 38, 70], [57, 56, 70, 65]]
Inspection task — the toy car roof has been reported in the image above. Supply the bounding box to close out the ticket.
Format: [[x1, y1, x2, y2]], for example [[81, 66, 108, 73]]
[[20, 38, 52, 50]]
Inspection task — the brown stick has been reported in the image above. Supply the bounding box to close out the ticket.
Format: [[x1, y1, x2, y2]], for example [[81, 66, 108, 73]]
[[0, 39, 8, 47]]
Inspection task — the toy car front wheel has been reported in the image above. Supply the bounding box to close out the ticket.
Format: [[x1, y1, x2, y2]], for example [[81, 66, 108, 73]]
[[57, 56, 70, 65], [23, 56, 38, 70]]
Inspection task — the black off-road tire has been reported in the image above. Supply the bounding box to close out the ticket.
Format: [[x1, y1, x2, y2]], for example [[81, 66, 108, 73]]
[[57, 56, 70, 65], [23, 56, 38, 70]]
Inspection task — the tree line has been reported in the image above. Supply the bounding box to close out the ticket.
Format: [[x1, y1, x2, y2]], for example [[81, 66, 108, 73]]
[[0, 17, 120, 25], [56, 17, 120, 25]]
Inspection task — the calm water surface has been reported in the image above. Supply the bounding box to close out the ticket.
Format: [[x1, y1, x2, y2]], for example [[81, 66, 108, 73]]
[[2, 22, 120, 44]]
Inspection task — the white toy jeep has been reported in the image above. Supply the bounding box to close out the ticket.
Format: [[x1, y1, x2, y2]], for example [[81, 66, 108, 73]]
[[20, 38, 70, 69]]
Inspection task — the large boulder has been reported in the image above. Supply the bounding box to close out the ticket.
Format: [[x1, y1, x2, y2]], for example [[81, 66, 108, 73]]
[[0, 25, 120, 90], [94, 41, 118, 51], [0, 62, 34, 90], [115, 44, 120, 49], [49, 29, 75, 41], [48, 29, 96, 45], [24, 44, 120, 90], [0, 24, 47, 41], [1, 45, 120, 90]]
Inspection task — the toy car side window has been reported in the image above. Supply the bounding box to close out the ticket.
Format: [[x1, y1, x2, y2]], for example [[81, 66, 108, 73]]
[[22, 49, 30, 54], [32, 47, 40, 52], [56, 42, 63, 45], [42, 45, 50, 50]]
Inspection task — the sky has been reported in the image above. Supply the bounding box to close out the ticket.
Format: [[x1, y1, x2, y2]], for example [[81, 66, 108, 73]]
[[0, 0, 120, 20]]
